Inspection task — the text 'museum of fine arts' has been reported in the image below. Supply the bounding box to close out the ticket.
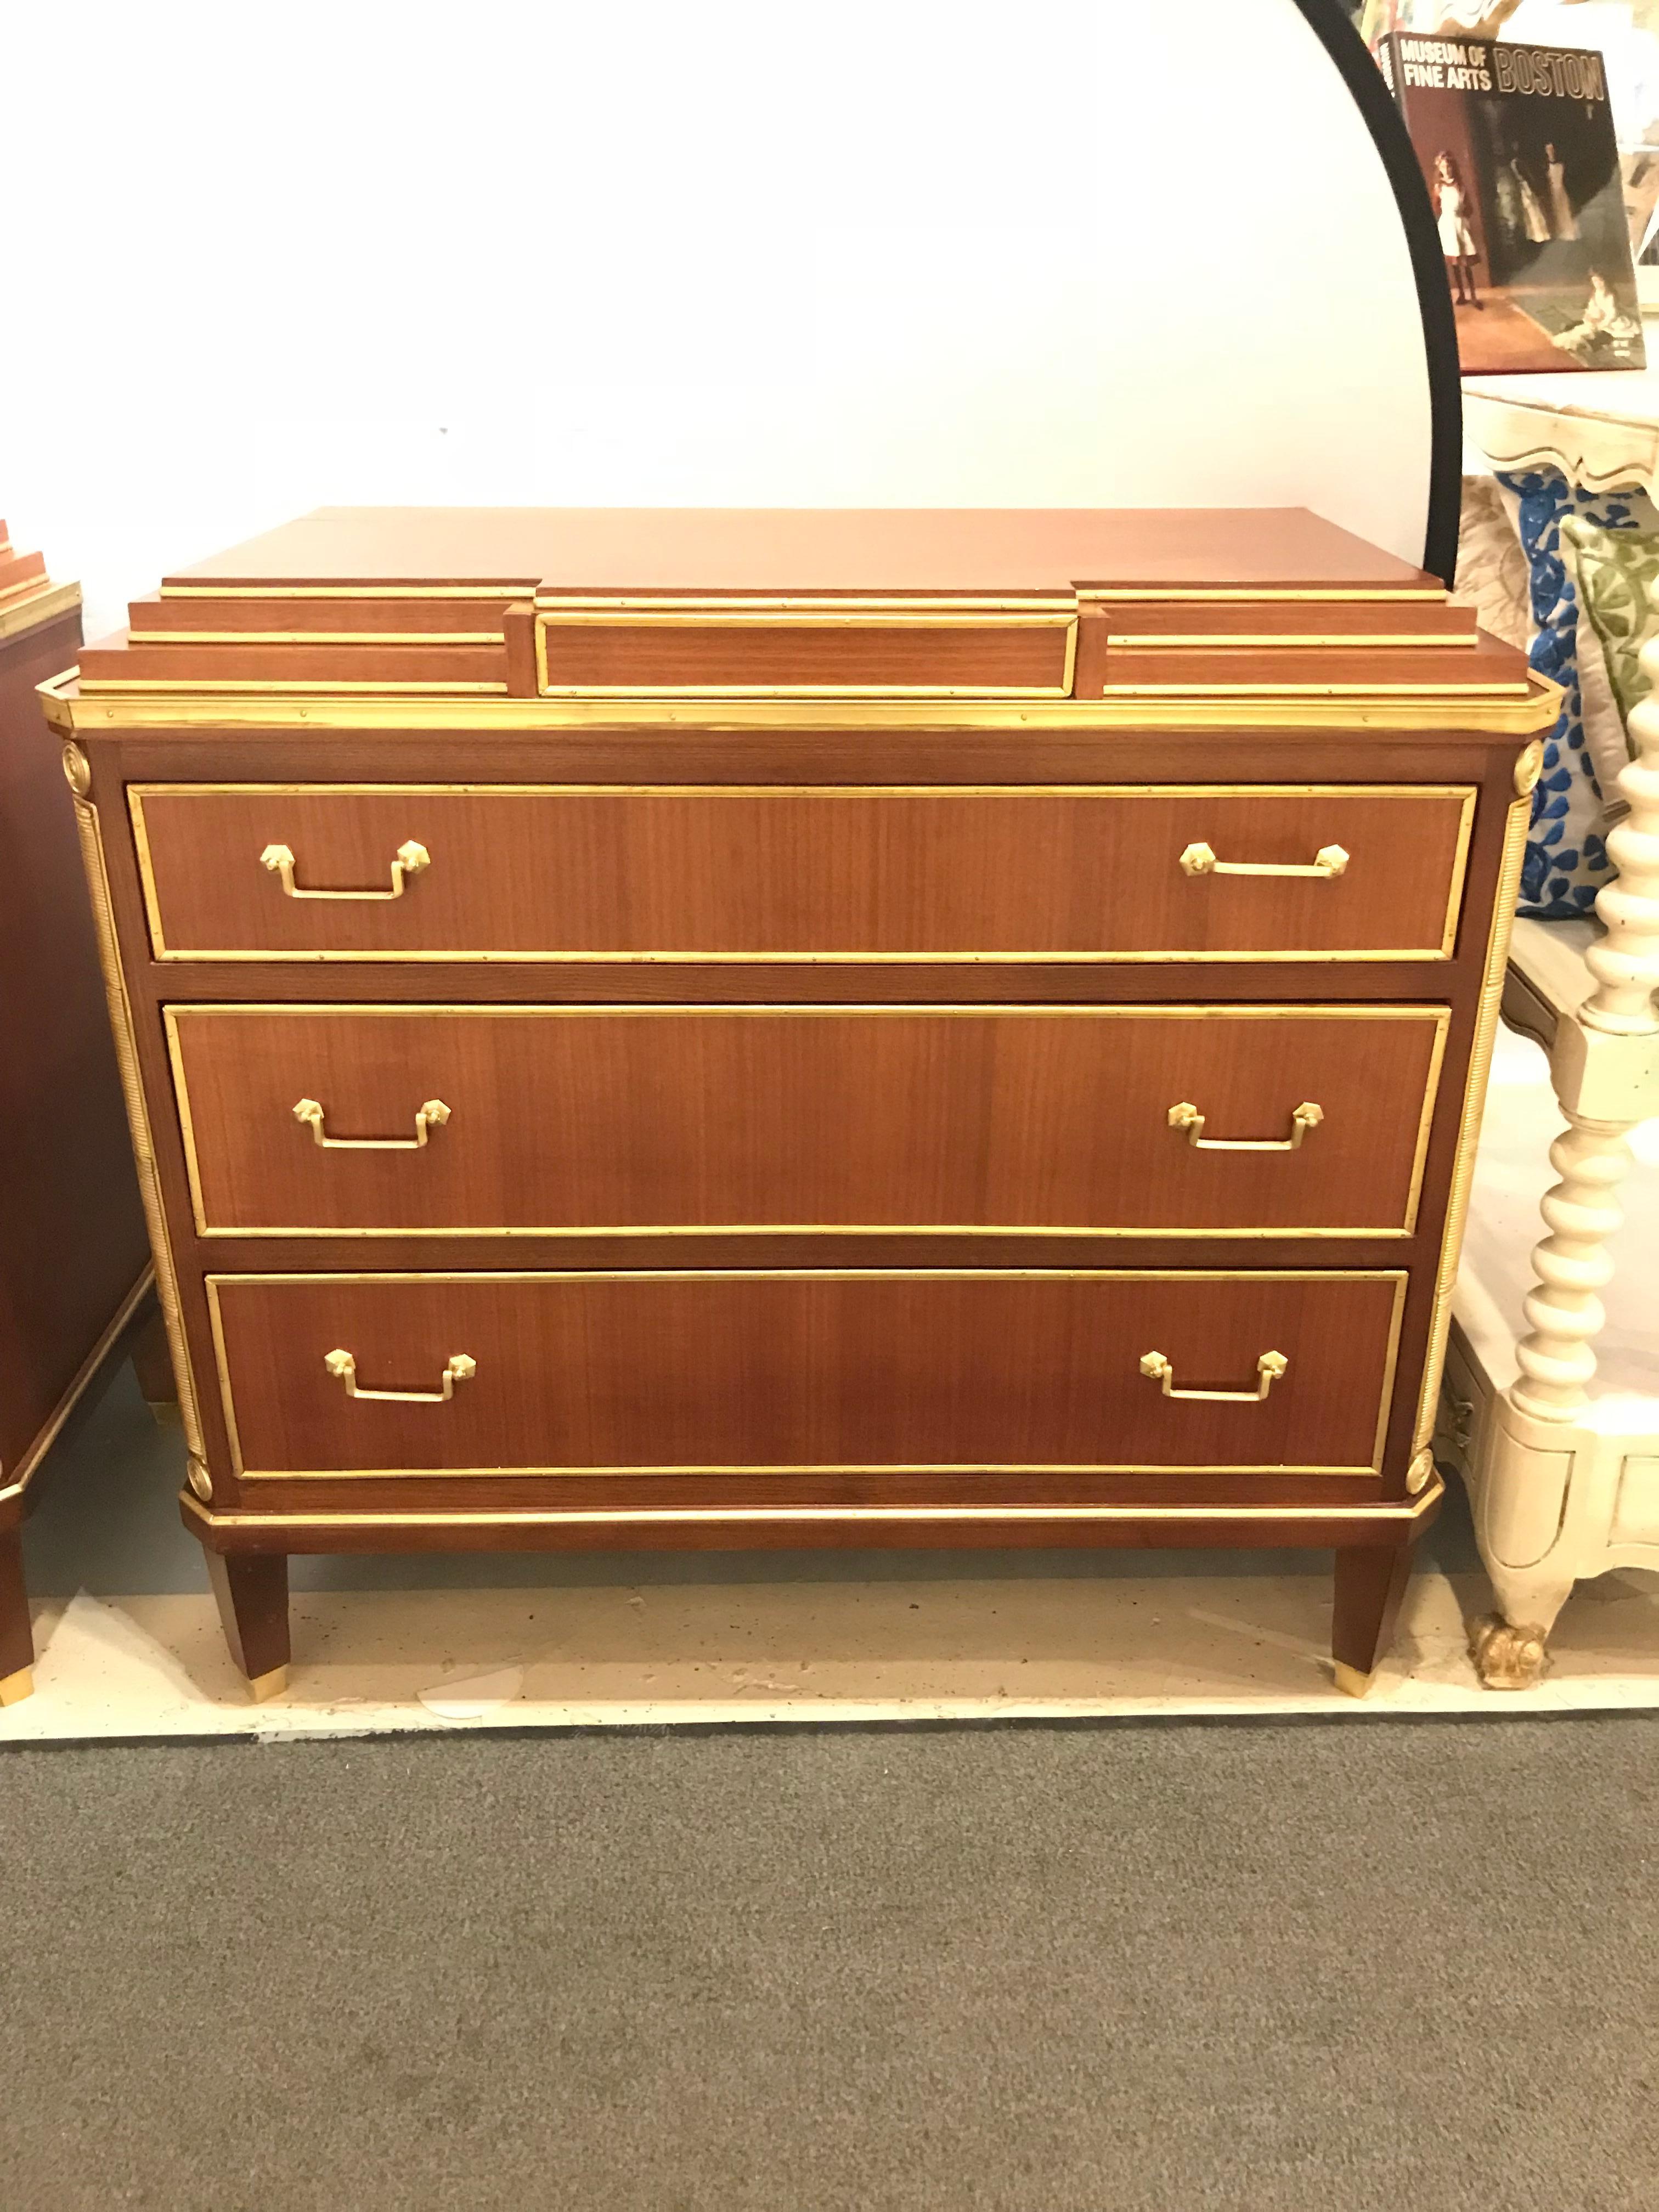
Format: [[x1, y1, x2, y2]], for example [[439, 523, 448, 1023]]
[[1380, 33, 1644, 373]]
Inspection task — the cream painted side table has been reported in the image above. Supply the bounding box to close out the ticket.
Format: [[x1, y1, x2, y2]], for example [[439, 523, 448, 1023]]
[[1464, 370, 1659, 504], [1438, 389, 1659, 1679]]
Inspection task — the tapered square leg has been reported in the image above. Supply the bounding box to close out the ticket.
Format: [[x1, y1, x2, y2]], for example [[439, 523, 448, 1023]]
[[129, 1304, 180, 1427], [0, 1523, 36, 1705], [205, 1549, 291, 1701], [1333, 1539, 1416, 1697]]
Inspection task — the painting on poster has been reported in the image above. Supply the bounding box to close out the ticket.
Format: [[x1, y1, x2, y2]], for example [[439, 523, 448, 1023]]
[[1380, 33, 1644, 371]]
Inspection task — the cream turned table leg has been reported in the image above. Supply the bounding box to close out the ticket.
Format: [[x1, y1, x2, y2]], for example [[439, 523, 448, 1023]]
[[1473, 605, 1659, 1688], [1511, 1114, 1635, 1419]]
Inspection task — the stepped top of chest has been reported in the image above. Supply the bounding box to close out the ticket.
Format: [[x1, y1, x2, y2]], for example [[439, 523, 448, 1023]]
[[0, 515, 80, 650], [44, 505, 1555, 737], [144, 505, 1438, 596]]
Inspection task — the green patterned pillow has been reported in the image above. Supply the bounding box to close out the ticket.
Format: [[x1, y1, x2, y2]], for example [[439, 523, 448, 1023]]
[[1560, 515, 1659, 736]]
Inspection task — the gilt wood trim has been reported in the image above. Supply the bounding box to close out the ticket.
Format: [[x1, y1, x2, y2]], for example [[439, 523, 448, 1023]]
[[179, 1471, 1447, 1554], [126, 781, 1479, 967], [204, 1267, 1408, 1486], [41, 669, 1565, 736], [0, 1267, 154, 1507], [0, 579, 80, 645], [1410, 754, 1537, 1454], [60, 744, 211, 1491], [165, 1001, 1451, 1243]]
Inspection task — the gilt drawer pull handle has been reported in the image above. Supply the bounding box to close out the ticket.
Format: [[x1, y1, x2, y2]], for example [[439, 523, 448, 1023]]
[[324, 1349, 476, 1403], [1139, 1350, 1288, 1402], [1179, 840, 1348, 879], [259, 839, 430, 899], [1167, 1101, 1323, 1152], [293, 1098, 452, 1150]]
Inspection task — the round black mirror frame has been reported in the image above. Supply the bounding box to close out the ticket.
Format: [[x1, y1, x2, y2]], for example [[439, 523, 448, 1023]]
[[1291, 0, 1462, 584]]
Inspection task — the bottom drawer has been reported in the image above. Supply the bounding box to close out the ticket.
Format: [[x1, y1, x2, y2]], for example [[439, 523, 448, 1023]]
[[208, 1269, 1407, 1482]]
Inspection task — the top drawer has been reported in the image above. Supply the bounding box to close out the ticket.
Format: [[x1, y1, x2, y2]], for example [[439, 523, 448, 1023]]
[[128, 782, 1476, 964]]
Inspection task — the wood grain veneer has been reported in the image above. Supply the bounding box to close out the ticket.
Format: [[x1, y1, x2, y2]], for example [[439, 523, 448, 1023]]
[[78, 510, 1493, 701], [129, 783, 1475, 963], [0, 594, 149, 1485], [160, 505, 1438, 594], [44, 504, 1550, 1696], [0, 533, 153, 1698], [207, 1270, 1406, 1480], [167, 1004, 1447, 1238], [531, 612, 1075, 696]]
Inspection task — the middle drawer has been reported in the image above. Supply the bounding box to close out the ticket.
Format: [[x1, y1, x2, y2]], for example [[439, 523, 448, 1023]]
[[167, 1004, 1448, 1239]]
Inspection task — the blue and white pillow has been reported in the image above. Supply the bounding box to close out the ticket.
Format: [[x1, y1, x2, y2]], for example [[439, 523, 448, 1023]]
[[1494, 467, 1659, 917]]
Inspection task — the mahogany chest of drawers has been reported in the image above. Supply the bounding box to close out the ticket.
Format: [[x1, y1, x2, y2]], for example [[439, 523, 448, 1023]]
[[0, 521, 151, 1704], [43, 506, 1554, 1700]]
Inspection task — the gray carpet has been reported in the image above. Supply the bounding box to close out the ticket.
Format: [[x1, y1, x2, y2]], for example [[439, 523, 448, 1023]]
[[1, 1719, 1653, 2211]]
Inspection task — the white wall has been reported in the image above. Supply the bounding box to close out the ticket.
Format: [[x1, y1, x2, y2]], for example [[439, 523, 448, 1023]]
[[0, 0, 1435, 640]]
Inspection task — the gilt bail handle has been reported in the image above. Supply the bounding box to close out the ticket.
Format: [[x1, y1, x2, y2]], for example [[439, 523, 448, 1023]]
[[292, 1098, 451, 1150], [1139, 1350, 1289, 1403], [324, 1350, 477, 1403], [261, 839, 430, 900], [1167, 1101, 1323, 1152], [1180, 841, 1348, 880]]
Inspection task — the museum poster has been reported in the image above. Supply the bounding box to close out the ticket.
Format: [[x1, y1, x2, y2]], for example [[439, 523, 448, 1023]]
[[1379, 34, 1644, 374]]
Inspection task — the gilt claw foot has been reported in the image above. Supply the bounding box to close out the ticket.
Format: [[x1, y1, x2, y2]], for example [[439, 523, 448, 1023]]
[[1470, 1614, 1550, 1690]]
